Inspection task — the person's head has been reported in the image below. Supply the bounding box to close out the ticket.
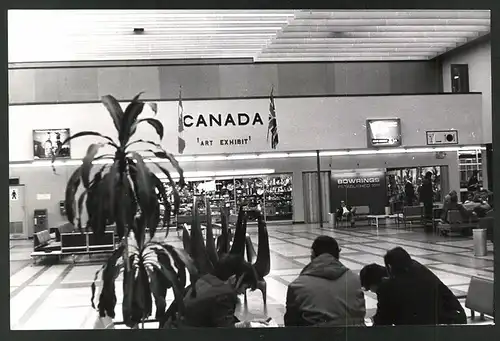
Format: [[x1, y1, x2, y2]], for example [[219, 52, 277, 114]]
[[360, 264, 388, 293], [311, 235, 340, 261], [472, 170, 479, 177], [425, 171, 433, 180], [449, 190, 459, 203], [340, 201, 346, 207], [384, 247, 413, 277]]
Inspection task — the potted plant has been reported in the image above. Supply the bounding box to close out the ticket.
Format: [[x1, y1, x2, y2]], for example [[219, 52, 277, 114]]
[[53, 92, 198, 329]]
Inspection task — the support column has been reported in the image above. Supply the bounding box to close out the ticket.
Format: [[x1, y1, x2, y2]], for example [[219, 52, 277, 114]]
[[316, 150, 323, 228]]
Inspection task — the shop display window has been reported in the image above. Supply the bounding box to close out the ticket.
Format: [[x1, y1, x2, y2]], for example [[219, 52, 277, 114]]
[[387, 166, 446, 212], [458, 150, 483, 202], [161, 173, 294, 223]]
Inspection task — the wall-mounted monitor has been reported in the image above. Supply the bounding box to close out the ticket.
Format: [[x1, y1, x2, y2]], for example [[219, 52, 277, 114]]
[[366, 119, 402, 148], [33, 128, 71, 160]]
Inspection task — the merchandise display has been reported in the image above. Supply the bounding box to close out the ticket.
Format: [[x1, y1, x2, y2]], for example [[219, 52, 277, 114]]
[[387, 166, 445, 211], [161, 173, 294, 222]]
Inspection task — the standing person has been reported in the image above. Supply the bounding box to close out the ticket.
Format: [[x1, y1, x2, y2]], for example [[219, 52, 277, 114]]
[[368, 247, 466, 326], [467, 170, 480, 194], [284, 236, 366, 327], [420, 172, 434, 232], [404, 178, 415, 206]]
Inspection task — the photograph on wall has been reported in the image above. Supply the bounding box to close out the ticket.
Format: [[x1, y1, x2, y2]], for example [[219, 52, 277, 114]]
[[32, 128, 71, 160], [8, 9, 495, 333]]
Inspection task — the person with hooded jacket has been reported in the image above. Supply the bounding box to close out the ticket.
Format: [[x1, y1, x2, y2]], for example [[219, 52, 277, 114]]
[[284, 236, 366, 327]]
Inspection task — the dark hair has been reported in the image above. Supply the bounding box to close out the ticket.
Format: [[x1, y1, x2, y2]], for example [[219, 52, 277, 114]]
[[449, 190, 459, 203], [311, 235, 340, 259], [384, 247, 413, 276], [425, 171, 433, 179], [360, 264, 388, 290]]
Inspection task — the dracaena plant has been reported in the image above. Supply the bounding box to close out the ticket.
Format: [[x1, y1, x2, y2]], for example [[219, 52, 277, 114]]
[[52, 92, 198, 328]]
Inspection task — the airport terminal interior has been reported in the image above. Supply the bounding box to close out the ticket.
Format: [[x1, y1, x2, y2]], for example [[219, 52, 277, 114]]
[[8, 9, 495, 329]]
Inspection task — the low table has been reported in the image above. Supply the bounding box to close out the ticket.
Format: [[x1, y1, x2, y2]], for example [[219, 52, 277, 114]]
[[367, 214, 401, 230]]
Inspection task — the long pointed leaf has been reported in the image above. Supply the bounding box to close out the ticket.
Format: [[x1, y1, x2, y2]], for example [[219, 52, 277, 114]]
[[101, 95, 124, 133], [229, 206, 247, 257], [205, 202, 219, 266], [52, 131, 117, 164], [254, 213, 271, 278], [182, 225, 192, 256], [154, 163, 181, 214], [190, 202, 214, 275], [150, 173, 171, 234], [136, 118, 164, 140], [82, 143, 104, 189], [65, 166, 82, 225]]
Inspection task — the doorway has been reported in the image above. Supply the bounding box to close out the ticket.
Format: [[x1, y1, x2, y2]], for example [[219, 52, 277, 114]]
[[303, 171, 330, 224], [9, 185, 27, 239]]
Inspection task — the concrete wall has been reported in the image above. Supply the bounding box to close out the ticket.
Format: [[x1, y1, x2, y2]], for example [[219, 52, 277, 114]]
[[441, 39, 491, 143], [9, 61, 441, 104]]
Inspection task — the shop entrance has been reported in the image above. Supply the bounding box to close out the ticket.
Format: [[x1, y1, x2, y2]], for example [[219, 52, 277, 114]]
[[303, 171, 330, 224], [9, 185, 28, 239]]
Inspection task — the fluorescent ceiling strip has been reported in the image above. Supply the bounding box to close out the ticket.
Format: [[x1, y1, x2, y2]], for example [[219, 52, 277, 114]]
[[9, 146, 485, 168], [266, 43, 454, 48], [271, 38, 468, 43], [262, 48, 445, 53]]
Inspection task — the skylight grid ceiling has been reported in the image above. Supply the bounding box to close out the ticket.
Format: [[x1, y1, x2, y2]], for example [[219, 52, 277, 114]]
[[8, 10, 490, 63]]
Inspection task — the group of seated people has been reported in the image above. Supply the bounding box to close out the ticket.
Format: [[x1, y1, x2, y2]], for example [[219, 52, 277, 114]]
[[163, 236, 467, 328], [440, 190, 492, 223]]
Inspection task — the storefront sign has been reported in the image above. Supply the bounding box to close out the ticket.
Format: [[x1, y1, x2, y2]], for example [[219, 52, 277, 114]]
[[183, 112, 264, 128], [330, 169, 387, 215], [183, 112, 265, 149]]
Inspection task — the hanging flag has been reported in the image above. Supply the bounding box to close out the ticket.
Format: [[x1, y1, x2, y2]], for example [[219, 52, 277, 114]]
[[178, 87, 186, 154], [267, 88, 279, 149], [178, 88, 184, 133]]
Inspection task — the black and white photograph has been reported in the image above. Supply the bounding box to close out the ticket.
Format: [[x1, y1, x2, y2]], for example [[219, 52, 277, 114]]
[[7, 9, 494, 332], [32, 129, 71, 160]]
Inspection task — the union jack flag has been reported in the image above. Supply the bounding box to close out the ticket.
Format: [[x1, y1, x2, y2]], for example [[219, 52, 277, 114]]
[[178, 87, 185, 154], [267, 88, 279, 149]]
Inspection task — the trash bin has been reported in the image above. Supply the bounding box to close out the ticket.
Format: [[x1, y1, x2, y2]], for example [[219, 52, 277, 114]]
[[473, 228, 487, 257], [385, 207, 391, 216], [328, 213, 335, 229]]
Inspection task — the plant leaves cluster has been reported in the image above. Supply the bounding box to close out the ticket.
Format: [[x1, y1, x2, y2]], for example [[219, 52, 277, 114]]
[[53, 93, 197, 328]]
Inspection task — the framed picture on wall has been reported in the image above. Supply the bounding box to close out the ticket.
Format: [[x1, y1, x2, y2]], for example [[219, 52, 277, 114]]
[[366, 118, 402, 148], [33, 128, 71, 160]]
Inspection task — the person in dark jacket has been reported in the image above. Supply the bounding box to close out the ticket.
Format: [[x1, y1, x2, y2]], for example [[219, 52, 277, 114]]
[[371, 247, 466, 326], [284, 236, 366, 327], [404, 179, 416, 206], [420, 172, 434, 231], [467, 170, 480, 193], [359, 263, 388, 293]]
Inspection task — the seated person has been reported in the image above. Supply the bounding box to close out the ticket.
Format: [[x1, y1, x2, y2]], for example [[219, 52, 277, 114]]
[[335, 201, 357, 227], [162, 256, 259, 328], [284, 236, 366, 327], [369, 247, 466, 326], [440, 190, 473, 223]]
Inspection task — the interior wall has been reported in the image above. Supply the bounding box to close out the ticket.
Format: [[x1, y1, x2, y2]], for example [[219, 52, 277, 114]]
[[441, 39, 492, 143], [10, 151, 458, 236], [8, 61, 441, 104], [8, 93, 483, 161]]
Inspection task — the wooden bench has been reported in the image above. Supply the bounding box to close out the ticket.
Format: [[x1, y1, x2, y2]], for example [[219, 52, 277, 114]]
[[31, 230, 62, 263], [465, 276, 494, 321]]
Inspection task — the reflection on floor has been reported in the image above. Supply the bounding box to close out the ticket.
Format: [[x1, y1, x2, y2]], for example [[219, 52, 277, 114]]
[[10, 223, 495, 329]]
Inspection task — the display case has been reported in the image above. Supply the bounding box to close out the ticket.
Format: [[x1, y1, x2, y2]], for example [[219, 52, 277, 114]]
[[458, 150, 483, 201], [264, 174, 293, 221], [160, 172, 294, 223]]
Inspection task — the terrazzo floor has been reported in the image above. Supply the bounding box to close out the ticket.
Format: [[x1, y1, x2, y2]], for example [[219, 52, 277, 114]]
[[10, 222, 495, 329]]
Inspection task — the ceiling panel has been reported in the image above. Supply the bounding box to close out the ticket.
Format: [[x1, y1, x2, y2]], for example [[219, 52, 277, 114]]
[[8, 10, 490, 63]]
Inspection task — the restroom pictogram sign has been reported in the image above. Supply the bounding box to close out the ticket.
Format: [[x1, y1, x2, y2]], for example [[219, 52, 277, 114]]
[[10, 188, 19, 201]]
